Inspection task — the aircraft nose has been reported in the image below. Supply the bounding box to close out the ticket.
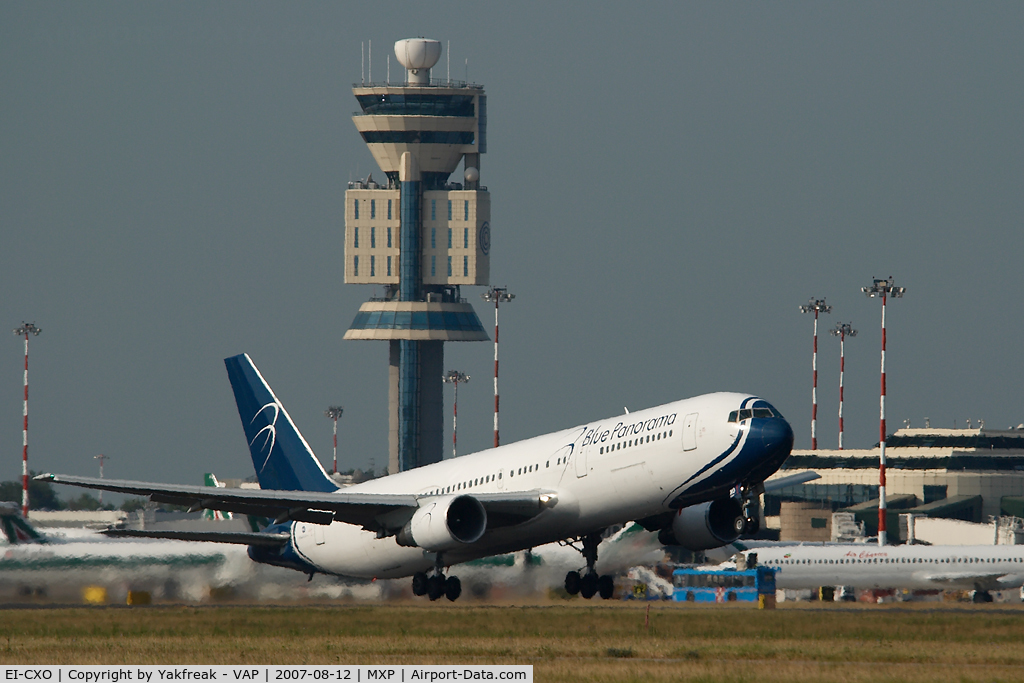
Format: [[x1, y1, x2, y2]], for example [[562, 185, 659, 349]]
[[759, 417, 794, 459]]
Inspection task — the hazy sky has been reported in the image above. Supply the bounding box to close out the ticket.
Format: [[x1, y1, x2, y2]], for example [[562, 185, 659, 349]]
[[2, 3, 1022, 495]]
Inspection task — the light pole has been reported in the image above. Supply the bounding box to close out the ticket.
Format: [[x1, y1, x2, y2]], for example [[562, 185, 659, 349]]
[[443, 371, 469, 458], [862, 276, 906, 546], [13, 322, 41, 518], [481, 287, 514, 448], [324, 406, 344, 474], [799, 298, 832, 450], [829, 323, 857, 450], [94, 454, 108, 506]]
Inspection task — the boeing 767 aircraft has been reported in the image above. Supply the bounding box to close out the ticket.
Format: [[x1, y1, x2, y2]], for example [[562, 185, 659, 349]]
[[40, 353, 793, 602]]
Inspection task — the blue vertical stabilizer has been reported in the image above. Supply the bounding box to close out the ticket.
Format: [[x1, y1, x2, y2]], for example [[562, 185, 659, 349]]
[[224, 354, 339, 493]]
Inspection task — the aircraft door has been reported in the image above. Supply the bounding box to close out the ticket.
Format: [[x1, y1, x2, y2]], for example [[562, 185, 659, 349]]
[[682, 413, 699, 451], [575, 445, 588, 478], [497, 468, 504, 490]]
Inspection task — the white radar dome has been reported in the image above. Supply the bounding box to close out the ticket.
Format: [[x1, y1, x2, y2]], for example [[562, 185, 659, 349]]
[[464, 167, 479, 183], [394, 39, 442, 71]]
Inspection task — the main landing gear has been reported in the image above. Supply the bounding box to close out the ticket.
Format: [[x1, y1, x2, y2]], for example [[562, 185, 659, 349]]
[[563, 532, 615, 600], [411, 555, 462, 602]]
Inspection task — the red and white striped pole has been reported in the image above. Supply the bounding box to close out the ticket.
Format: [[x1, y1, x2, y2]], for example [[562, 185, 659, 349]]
[[799, 299, 831, 451], [493, 302, 499, 448], [324, 407, 343, 474], [482, 288, 514, 448], [443, 371, 469, 458], [863, 278, 905, 546], [14, 323, 41, 518], [830, 323, 857, 450]]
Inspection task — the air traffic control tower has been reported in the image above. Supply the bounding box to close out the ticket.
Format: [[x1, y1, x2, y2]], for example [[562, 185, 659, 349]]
[[343, 38, 491, 474]]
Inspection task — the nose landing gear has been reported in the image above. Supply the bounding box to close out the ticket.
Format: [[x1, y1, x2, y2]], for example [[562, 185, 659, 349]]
[[740, 484, 763, 536], [562, 531, 616, 600]]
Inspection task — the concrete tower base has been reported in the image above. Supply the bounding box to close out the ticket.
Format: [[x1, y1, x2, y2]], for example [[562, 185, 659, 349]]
[[389, 340, 444, 474]]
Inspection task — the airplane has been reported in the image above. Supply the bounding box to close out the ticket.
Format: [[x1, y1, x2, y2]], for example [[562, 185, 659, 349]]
[[38, 353, 794, 602], [745, 543, 1024, 602], [0, 502, 248, 602], [0, 501, 381, 603]]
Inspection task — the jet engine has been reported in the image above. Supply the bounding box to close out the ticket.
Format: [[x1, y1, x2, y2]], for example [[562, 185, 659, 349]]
[[660, 497, 745, 551], [395, 495, 487, 551]]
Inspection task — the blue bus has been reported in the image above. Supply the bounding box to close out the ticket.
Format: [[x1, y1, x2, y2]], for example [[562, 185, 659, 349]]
[[672, 566, 777, 603]]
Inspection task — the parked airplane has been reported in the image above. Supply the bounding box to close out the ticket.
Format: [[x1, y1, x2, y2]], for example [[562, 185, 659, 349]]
[[0, 502, 247, 602], [747, 543, 1024, 602], [39, 353, 794, 602]]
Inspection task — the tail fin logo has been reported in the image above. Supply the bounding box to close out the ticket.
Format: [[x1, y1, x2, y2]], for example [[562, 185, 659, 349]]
[[250, 401, 282, 473]]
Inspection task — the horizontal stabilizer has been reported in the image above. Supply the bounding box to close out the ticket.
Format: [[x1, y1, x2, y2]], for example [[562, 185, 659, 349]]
[[102, 528, 289, 547]]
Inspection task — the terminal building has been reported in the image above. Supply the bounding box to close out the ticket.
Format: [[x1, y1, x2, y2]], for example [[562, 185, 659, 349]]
[[764, 426, 1024, 542], [342, 38, 491, 474]]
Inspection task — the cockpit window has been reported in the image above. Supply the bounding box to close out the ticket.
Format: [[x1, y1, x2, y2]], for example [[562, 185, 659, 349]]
[[728, 407, 775, 423]]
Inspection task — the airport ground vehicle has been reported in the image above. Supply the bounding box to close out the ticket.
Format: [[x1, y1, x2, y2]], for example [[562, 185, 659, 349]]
[[672, 565, 776, 603]]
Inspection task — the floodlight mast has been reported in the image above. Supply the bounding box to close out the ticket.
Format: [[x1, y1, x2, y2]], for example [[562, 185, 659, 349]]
[[481, 287, 514, 447], [862, 276, 906, 546], [94, 454, 108, 505], [799, 299, 832, 450], [829, 323, 857, 450], [443, 371, 470, 458], [324, 407, 344, 474], [13, 322, 41, 518]]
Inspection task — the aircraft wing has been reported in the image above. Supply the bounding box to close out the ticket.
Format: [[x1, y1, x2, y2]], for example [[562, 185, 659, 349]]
[[763, 471, 820, 492], [920, 570, 1024, 591], [102, 528, 290, 546], [37, 474, 550, 532]]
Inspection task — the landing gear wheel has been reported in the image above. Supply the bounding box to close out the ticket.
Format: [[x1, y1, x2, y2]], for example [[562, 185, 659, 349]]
[[444, 576, 462, 602], [411, 572, 428, 596], [565, 571, 581, 596], [427, 574, 445, 601], [742, 516, 760, 535], [580, 572, 598, 599], [732, 515, 746, 535], [597, 574, 615, 600]]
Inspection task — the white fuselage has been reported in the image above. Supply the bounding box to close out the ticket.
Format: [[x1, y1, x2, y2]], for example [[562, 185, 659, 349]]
[[754, 544, 1024, 592], [291, 392, 765, 579]]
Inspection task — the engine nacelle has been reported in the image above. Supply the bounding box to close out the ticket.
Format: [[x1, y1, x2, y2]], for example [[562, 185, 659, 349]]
[[395, 495, 486, 552], [667, 497, 745, 551]]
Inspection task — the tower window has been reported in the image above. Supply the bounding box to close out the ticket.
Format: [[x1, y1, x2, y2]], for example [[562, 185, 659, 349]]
[[464, 200, 469, 221], [431, 227, 436, 249], [387, 227, 392, 248], [431, 255, 436, 277], [387, 199, 392, 220], [463, 256, 468, 276], [353, 227, 359, 248], [370, 227, 376, 249], [387, 256, 392, 277], [370, 255, 375, 277], [447, 228, 452, 249], [354, 200, 359, 220], [448, 200, 452, 220], [431, 200, 436, 221], [370, 199, 376, 219], [464, 227, 469, 248], [353, 256, 359, 276], [447, 256, 452, 277]]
